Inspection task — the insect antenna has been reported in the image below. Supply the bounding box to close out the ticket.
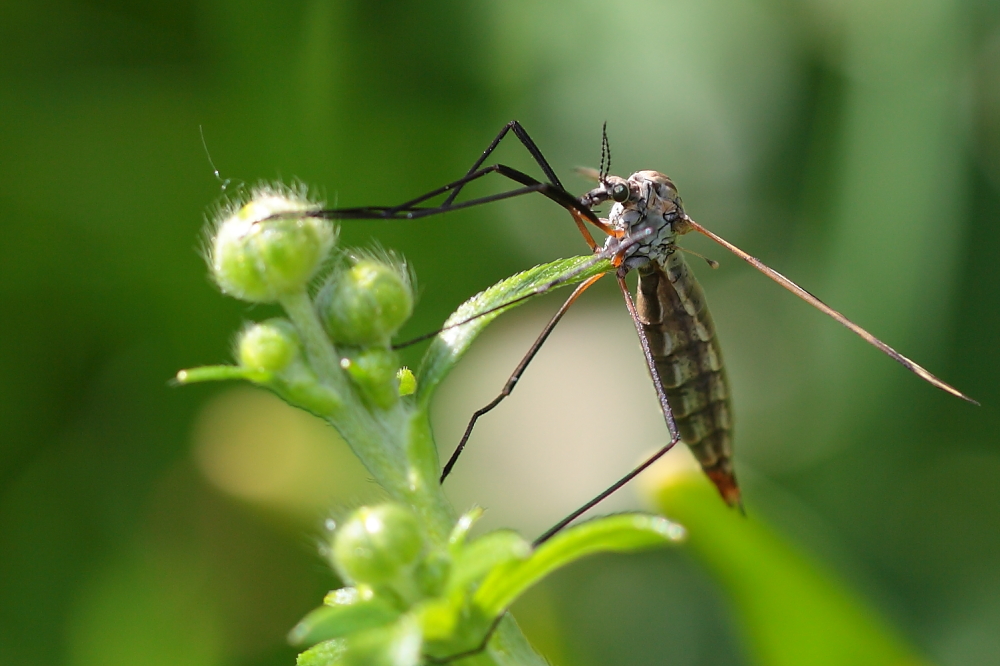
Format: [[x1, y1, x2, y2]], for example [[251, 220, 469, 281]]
[[599, 121, 611, 182]]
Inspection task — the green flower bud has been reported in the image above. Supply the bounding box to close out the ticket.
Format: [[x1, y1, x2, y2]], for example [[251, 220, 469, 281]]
[[332, 504, 426, 591], [317, 259, 413, 347], [414, 549, 450, 598], [238, 318, 300, 372], [340, 348, 401, 410], [210, 185, 336, 303], [396, 367, 416, 397]]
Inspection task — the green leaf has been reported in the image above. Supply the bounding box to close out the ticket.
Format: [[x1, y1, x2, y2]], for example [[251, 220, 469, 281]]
[[340, 616, 423, 666], [295, 619, 422, 666], [448, 530, 531, 596], [473, 513, 685, 616], [447, 507, 485, 551], [288, 591, 402, 647], [415, 255, 611, 405], [173, 365, 270, 384], [644, 471, 931, 666], [296, 639, 347, 666]]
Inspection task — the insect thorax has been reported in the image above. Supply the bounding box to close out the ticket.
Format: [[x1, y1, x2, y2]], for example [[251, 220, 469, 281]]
[[607, 171, 685, 270]]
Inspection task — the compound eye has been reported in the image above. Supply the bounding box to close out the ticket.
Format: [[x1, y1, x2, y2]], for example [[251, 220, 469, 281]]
[[611, 183, 630, 202]]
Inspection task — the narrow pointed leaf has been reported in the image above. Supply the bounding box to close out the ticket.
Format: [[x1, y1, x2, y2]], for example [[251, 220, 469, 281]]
[[296, 639, 348, 666], [173, 365, 270, 384], [341, 616, 423, 666], [416, 255, 611, 405], [289, 595, 402, 647], [473, 513, 685, 616], [448, 530, 531, 595], [447, 507, 485, 551]]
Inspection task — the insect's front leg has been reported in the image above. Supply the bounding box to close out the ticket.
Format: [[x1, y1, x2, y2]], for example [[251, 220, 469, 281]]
[[442, 120, 566, 207]]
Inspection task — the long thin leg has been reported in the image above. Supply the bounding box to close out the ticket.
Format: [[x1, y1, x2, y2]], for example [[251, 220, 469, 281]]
[[296, 119, 619, 239], [425, 260, 662, 666], [315, 120, 567, 214], [333, 164, 556, 215], [532, 271, 683, 546], [441, 120, 566, 207], [616, 270, 680, 440], [439, 274, 606, 483], [532, 431, 683, 546], [314, 163, 611, 237], [429, 277, 682, 657]]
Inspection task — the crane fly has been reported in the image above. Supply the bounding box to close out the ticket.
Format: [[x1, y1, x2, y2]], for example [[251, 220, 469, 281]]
[[290, 120, 976, 540]]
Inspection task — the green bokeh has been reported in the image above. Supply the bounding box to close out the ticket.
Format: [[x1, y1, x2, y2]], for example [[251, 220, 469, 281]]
[[1, 1, 998, 665]]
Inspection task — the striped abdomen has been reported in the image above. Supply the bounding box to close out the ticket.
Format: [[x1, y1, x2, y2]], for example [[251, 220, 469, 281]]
[[635, 251, 740, 505]]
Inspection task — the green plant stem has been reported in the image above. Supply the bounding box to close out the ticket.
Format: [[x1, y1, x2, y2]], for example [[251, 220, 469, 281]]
[[279, 288, 455, 543], [275, 292, 523, 664], [280, 289, 344, 381], [404, 412, 454, 542]]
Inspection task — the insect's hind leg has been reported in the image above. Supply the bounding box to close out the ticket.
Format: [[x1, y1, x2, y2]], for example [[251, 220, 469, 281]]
[[439, 274, 605, 483], [531, 271, 686, 546], [532, 431, 683, 546]]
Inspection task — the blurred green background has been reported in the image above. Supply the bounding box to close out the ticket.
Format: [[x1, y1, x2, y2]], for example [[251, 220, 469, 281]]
[[2, 0, 999, 664]]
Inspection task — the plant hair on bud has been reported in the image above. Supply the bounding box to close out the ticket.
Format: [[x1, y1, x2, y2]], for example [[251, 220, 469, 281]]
[[348, 244, 418, 301], [204, 180, 320, 239], [206, 181, 337, 303], [317, 249, 416, 347]]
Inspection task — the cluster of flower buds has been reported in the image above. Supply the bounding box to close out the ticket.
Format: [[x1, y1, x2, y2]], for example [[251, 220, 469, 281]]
[[180, 183, 683, 666], [289, 502, 684, 666], [194, 184, 417, 417]]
